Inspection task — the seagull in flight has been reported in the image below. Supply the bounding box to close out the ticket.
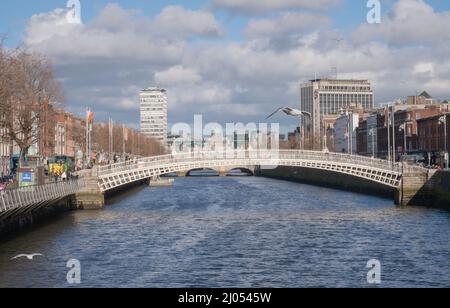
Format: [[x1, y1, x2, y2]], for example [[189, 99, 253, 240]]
[[266, 107, 311, 119], [10, 253, 46, 261]]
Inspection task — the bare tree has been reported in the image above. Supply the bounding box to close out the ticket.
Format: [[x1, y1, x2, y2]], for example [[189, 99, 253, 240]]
[[0, 43, 14, 155], [89, 121, 166, 157], [0, 46, 63, 163], [71, 118, 86, 153]]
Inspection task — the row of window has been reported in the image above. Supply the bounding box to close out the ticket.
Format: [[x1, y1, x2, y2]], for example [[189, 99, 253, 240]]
[[140, 95, 166, 99], [319, 94, 373, 115], [141, 108, 166, 112], [321, 86, 372, 92]]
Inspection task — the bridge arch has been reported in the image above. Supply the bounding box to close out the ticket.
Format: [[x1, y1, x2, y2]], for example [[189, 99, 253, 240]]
[[184, 168, 219, 177], [180, 165, 255, 177]]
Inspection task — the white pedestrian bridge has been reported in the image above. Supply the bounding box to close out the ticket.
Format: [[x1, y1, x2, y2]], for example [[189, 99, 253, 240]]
[[96, 150, 404, 192]]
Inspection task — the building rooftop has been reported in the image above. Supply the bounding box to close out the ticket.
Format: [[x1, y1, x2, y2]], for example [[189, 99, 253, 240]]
[[308, 78, 371, 83], [416, 112, 450, 122], [419, 91, 432, 99], [141, 87, 166, 93]]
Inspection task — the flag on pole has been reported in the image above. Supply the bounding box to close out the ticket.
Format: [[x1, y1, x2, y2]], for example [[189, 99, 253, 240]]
[[123, 126, 129, 142], [391, 105, 395, 126], [87, 111, 94, 132], [384, 106, 390, 127], [109, 118, 113, 134]]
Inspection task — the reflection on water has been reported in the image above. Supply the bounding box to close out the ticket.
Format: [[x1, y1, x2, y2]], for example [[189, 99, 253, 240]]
[[1, 177, 450, 288]]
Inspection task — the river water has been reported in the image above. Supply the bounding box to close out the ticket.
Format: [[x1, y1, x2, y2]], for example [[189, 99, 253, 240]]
[[1, 176, 450, 288]]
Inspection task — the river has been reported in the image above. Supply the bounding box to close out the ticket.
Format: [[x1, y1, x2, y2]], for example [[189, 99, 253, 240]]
[[1, 176, 450, 288]]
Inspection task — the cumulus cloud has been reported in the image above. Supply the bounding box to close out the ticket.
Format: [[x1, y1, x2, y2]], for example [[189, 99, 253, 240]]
[[155, 65, 202, 86], [353, 0, 450, 47], [154, 6, 224, 38], [244, 12, 331, 49], [25, 8, 82, 45], [211, 0, 341, 15], [23, 4, 225, 124], [25, 4, 185, 63], [22, 0, 450, 128]]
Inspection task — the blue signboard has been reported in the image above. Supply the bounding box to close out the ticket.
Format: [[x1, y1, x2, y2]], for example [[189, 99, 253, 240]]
[[22, 172, 32, 183]]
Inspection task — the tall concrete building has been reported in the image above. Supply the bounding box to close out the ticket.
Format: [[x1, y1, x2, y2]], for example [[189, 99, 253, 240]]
[[300, 79, 374, 149], [140, 87, 168, 145]]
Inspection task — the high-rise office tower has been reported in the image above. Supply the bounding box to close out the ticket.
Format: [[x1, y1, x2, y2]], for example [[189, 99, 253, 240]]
[[300, 79, 374, 149], [140, 87, 168, 145]]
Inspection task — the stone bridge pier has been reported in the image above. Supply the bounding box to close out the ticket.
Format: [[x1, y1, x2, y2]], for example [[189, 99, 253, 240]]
[[72, 173, 105, 209], [397, 167, 435, 206]]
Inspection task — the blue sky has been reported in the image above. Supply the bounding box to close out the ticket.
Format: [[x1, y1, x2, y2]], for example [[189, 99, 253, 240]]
[[1, 0, 450, 132]]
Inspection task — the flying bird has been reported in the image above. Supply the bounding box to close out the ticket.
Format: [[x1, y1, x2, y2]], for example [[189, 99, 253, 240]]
[[10, 254, 46, 261], [266, 107, 311, 120]]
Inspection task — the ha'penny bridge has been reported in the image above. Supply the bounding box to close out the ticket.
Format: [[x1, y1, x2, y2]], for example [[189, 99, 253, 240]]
[[1, 150, 430, 221], [96, 150, 403, 191]]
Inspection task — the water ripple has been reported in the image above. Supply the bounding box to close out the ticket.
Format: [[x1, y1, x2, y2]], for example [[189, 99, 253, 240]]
[[1, 177, 450, 288]]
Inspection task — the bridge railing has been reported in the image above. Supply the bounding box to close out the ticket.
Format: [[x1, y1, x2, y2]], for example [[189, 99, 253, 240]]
[[0, 179, 85, 213], [97, 150, 401, 177]]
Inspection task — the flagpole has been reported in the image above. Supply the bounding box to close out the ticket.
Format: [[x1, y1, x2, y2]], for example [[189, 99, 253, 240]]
[[89, 110, 92, 166], [387, 105, 391, 165], [108, 118, 112, 165], [392, 104, 396, 163], [123, 124, 126, 161], [86, 107, 89, 166], [347, 110, 352, 155]]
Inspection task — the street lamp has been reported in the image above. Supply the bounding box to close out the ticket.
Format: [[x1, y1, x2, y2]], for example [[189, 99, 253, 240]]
[[266, 107, 312, 150], [347, 111, 354, 155], [399, 123, 407, 157], [439, 115, 448, 170], [368, 128, 376, 158]]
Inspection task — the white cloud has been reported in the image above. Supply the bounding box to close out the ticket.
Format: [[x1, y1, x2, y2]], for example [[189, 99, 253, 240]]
[[154, 6, 224, 38], [25, 8, 82, 45], [169, 83, 233, 107], [413, 62, 435, 78], [245, 12, 330, 38], [25, 4, 186, 63], [155, 65, 202, 86], [211, 0, 341, 15], [353, 0, 450, 47], [23, 4, 226, 121], [22, 1, 450, 126]]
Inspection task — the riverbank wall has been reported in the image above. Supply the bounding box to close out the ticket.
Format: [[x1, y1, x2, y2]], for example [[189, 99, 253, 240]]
[[259, 166, 395, 199], [0, 196, 76, 239], [0, 179, 152, 239], [259, 166, 450, 209], [402, 170, 450, 208]]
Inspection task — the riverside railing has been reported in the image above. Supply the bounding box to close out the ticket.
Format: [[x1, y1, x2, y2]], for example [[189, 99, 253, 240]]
[[97, 150, 402, 177], [0, 179, 85, 213]]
